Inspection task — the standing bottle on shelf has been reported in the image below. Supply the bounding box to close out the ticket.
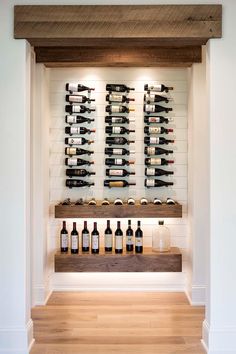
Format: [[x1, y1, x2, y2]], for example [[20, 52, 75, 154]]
[[144, 83, 173, 93], [126, 220, 134, 252], [65, 115, 95, 125], [71, 222, 79, 254], [105, 220, 113, 252], [144, 104, 172, 114], [91, 222, 99, 254], [115, 221, 123, 254], [135, 221, 143, 253], [153, 220, 171, 252], [106, 105, 135, 114], [66, 83, 95, 92], [106, 84, 135, 93], [60, 221, 68, 253], [82, 221, 90, 252]]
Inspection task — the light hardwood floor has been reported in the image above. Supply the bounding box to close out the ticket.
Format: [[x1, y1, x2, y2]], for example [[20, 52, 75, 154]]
[[31, 292, 205, 354]]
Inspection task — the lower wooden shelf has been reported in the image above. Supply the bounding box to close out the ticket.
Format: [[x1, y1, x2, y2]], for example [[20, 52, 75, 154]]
[[55, 247, 182, 273]]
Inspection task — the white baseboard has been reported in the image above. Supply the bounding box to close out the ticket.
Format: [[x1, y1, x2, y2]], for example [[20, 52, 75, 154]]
[[202, 319, 236, 353], [185, 285, 206, 305], [0, 319, 34, 354], [33, 279, 52, 305]]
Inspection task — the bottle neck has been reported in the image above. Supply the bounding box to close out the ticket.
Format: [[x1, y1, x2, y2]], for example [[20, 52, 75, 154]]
[[107, 220, 110, 228], [84, 221, 87, 229], [94, 222, 97, 231], [73, 222, 76, 231], [63, 221, 66, 229]]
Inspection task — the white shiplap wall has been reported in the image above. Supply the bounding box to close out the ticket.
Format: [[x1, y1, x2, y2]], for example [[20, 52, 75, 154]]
[[49, 67, 188, 290]]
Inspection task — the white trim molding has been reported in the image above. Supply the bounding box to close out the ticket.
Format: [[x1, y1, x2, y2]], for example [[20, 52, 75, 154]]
[[186, 285, 206, 305]]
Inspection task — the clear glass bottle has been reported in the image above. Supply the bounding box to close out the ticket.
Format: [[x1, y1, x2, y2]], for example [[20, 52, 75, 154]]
[[152, 220, 171, 252]]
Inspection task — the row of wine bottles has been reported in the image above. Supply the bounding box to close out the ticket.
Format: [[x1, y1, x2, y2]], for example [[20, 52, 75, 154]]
[[60, 197, 176, 206], [60, 220, 143, 254], [64, 147, 172, 157], [65, 136, 174, 146]]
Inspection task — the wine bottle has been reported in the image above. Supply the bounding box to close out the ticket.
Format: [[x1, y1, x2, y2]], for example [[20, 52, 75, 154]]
[[105, 126, 135, 135], [104, 180, 136, 188], [65, 147, 94, 156], [65, 126, 96, 135], [126, 220, 134, 252], [66, 83, 95, 92], [105, 116, 135, 125], [66, 169, 95, 177], [145, 167, 174, 177], [104, 147, 135, 156], [61, 198, 71, 205], [106, 94, 135, 103], [144, 84, 173, 93], [114, 198, 123, 205], [140, 198, 148, 205], [65, 115, 95, 125], [166, 197, 176, 205], [144, 93, 170, 104], [105, 158, 135, 167], [153, 198, 162, 205], [144, 104, 172, 114], [88, 198, 97, 205], [106, 105, 135, 114], [91, 222, 99, 254], [66, 179, 94, 188], [66, 95, 95, 104], [65, 137, 94, 146], [144, 137, 174, 145], [144, 146, 173, 156], [105, 220, 113, 252], [106, 168, 135, 177], [144, 126, 173, 135], [106, 84, 135, 93], [127, 198, 135, 205], [135, 221, 143, 253], [101, 198, 110, 206], [144, 116, 173, 125], [145, 158, 174, 166], [75, 198, 84, 205], [82, 221, 90, 252], [71, 222, 79, 254], [65, 105, 96, 114], [60, 221, 68, 253], [115, 221, 123, 254], [105, 137, 135, 146], [145, 179, 174, 188], [65, 158, 94, 166]]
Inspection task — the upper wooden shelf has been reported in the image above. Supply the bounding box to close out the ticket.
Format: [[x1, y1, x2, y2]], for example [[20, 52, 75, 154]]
[[55, 203, 182, 219]]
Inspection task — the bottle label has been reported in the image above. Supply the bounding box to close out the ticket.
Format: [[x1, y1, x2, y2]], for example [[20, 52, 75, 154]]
[[82, 233, 90, 248], [148, 84, 162, 92], [71, 235, 78, 250], [112, 118, 123, 124], [68, 83, 78, 92], [148, 117, 161, 123], [105, 233, 113, 248], [150, 158, 161, 165], [146, 179, 155, 187], [67, 158, 77, 166], [150, 137, 159, 144], [126, 235, 133, 245], [109, 169, 123, 176], [70, 127, 79, 134], [111, 106, 121, 113], [66, 115, 77, 124], [69, 95, 83, 103], [112, 127, 122, 134], [114, 159, 123, 165], [146, 94, 155, 102], [61, 233, 68, 248], [72, 105, 82, 113], [146, 168, 155, 176], [147, 147, 155, 155], [113, 148, 122, 155], [115, 235, 123, 250], [66, 147, 76, 155], [110, 94, 123, 102], [114, 137, 123, 144], [135, 237, 143, 246], [145, 104, 155, 113], [92, 235, 99, 250], [149, 127, 161, 134], [110, 181, 124, 187], [68, 138, 82, 145]]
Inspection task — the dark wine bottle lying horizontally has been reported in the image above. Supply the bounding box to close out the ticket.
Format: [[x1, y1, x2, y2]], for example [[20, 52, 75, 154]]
[[66, 95, 95, 104], [145, 179, 174, 188], [104, 180, 136, 188], [65, 126, 96, 135], [65, 157, 94, 166], [66, 83, 95, 92], [145, 167, 174, 176], [105, 116, 135, 125], [106, 169, 135, 177], [144, 126, 173, 135], [106, 137, 134, 146], [145, 158, 174, 166], [104, 147, 135, 156], [65, 105, 96, 114], [65, 115, 95, 125], [144, 137, 174, 145], [65, 147, 94, 156], [144, 84, 173, 93], [144, 94, 170, 104], [106, 105, 135, 114], [144, 104, 172, 114], [144, 146, 173, 156], [106, 84, 135, 93], [66, 169, 96, 177], [144, 116, 173, 125], [105, 158, 135, 166], [106, 94, 135, 103], [105, 126, 135, 135], [65, 137, 94, 145], [66, 179, 95, 188]]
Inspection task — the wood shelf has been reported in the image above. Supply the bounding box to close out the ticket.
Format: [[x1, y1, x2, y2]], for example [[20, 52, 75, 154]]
[[55, 204, 182, 219], [55, 247, 182, 273]]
